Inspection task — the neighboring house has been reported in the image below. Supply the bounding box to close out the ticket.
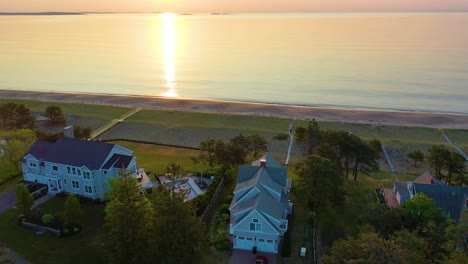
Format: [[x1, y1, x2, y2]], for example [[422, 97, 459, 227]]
[[21, 137, 149, 199], [229, 153, 293, 254], [386, 171, 468, 222]]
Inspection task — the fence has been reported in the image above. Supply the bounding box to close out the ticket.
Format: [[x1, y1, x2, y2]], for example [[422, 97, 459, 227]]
[[200, 177, 225, 223]]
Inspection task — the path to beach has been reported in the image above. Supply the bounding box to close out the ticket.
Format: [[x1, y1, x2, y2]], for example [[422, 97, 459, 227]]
[[1, 89, 468, 129]]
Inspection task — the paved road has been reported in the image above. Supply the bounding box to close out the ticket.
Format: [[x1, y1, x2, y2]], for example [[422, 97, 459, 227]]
[[0, 188, 16, 215], [230, 249, 278, 264]]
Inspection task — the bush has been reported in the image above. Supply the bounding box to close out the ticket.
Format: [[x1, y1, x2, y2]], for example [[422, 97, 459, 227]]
[[214, 226, 231, 251], [42, 214, 55, 225]]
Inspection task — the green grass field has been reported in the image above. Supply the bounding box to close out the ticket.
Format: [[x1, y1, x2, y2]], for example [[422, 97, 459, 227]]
[[109, 140, 209, 176]]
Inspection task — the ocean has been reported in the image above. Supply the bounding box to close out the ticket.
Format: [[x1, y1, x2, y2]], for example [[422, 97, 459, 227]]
[[0, 13, 467, 113]]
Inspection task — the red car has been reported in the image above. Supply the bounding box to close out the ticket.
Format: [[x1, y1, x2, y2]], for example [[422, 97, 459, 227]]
[[254, 255, 268, 264]]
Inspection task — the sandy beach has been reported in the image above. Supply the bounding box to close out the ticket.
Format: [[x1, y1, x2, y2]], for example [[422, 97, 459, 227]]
[[1, 89, 467, 129]]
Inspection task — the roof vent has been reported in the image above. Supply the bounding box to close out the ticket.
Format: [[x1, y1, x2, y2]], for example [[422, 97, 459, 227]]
[[260, 159, 267, 167]]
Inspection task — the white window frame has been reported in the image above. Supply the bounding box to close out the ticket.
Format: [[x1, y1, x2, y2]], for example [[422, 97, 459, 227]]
[[83, 171, 92, 180], [85, 185, 93, 194], [72, 180, 80, 189]]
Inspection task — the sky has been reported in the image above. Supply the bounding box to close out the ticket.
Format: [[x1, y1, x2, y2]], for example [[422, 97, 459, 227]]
[[1, 0, 468, 13]]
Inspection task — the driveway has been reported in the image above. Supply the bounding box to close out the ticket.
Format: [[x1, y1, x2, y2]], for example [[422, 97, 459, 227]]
[[0, 188, 16, 215], [230, 249, 278, 264]]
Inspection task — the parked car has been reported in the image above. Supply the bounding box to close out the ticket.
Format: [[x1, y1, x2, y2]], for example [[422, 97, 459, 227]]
[[254, 255, 268, 264]]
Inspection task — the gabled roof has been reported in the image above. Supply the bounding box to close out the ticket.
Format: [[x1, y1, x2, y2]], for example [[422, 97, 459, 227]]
[[414, 171, 444, 185], [231, 154, 289, 231], [102, 154, 134, 170], [24, 140, 54, 161], [394, 182, 411, 197], [24, 138, 117, 170], [413, 183, 468, 221]]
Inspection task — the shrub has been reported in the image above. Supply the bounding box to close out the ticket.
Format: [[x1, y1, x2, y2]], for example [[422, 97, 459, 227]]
[[214, 226, 231, 251], [42, 214, 55, 225]]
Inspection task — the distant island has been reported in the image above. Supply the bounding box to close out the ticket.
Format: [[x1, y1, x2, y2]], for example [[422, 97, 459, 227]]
[[0, 12, 84, 16]]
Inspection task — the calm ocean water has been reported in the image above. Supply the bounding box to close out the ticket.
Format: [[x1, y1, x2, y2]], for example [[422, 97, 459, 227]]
[[0, 13, 467, 113]]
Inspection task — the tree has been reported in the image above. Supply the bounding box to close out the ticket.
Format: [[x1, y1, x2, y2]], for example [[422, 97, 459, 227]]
[[226, 134, 251, 166], [0, 103, 35, 130], [445, 151, 466, 185], [15, 184, 34, 216], [399, 193, 447, 231], [74, 126, 92, 139], [0, 244, 15, 264], [247, 134, 268, 158], [166, 162, 184, 180], [408, 150, 425, 166], [198, 138, 218, 167], [0, 129, 37, 173], [322, 230, 408, 264], [63, 193, 82, 225], [351, 139, 380, 181], [297, 155, 343, 214], [369, 139, 382, 154], [105, 170, 154, 264], [150, 187, 208, 264], [44, 105, 66, 125], [295, 119, 321, 154], [427, 145, 451, 180]]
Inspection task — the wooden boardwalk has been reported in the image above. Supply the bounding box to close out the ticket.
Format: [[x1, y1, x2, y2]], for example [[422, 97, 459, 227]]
[[89, 107, 142, 140]]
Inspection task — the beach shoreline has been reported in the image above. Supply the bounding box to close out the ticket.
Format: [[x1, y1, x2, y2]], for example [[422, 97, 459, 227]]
[[1, 89, 467, 129]]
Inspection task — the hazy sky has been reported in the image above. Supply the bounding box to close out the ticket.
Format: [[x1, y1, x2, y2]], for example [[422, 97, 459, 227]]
[[1, 0, 468, 13]]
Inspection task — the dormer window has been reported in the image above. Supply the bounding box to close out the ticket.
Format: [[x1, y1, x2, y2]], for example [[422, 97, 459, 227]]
[[52, 165, 58, 171], [103, 170, 108, 175], [29, 161, 37, 168]]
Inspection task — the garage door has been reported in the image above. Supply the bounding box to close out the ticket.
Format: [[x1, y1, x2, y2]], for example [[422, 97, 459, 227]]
[[256, 238, 276, 253], [235, 236, 255, 250]]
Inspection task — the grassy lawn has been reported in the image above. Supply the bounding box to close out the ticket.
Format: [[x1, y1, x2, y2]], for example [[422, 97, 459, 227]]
[[0, 162, 18, 184], [0, 197, 107, 264], [109, 140, 209, 176]]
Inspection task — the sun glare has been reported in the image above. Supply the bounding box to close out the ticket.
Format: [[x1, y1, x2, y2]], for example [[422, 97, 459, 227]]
[[160, 13, 178, 98]]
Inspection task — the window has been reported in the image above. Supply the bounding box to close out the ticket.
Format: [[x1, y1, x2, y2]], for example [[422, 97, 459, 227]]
[[94, 186, 96, 193], [250, 220, 262, 231], [72, 168, 76, 175], [103, 170, 108, 175], [72, 181, 80, 189], [67, 166, 71, 174], [64, 179, 67, 185], [239, 237, 245, 240], [52, 165, 58, 171], [259, 239, 265, 242], [29, 161, 37, 167], [267, 240, 273, 243], [83, 171, 91, 180], [85, 185, 92, 194], [77, 169, 82, 176], [246, 237, 253, 241]]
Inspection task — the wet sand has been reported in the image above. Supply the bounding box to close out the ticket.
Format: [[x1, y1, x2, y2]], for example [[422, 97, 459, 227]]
[[1, 89, 467, 129]]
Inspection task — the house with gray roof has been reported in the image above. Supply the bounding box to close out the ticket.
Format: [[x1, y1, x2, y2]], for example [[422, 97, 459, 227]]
[[387, 171, 468, 222], [21, 137, 150, 199], [229, 153, 292, 254]]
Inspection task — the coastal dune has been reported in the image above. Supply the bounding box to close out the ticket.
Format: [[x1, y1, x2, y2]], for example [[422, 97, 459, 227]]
[[0, 89, 467, 129]]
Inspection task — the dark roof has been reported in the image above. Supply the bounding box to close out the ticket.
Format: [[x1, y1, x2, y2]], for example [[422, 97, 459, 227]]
[[413, 183, 468, 222], [414, 171, 444, 185], [102, 154, 133, 170], [251, 153, 282, 168], [394, 182, 411, 197], [24, 140, 54, 160], [25, 138, 117, 170]]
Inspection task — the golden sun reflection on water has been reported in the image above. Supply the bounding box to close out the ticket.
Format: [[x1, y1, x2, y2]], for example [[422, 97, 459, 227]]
[[160, 13, 177, 98]]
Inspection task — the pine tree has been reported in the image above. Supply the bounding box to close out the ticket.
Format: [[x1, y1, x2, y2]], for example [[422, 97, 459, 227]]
[[15, 184, 34, 216], [63, 193, 81, 225], [104, 170, 153, 264]]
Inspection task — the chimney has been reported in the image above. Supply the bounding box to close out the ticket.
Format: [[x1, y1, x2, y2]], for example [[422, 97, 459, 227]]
[[260, 158, 267, 167], [63, 126, 75, 139]]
